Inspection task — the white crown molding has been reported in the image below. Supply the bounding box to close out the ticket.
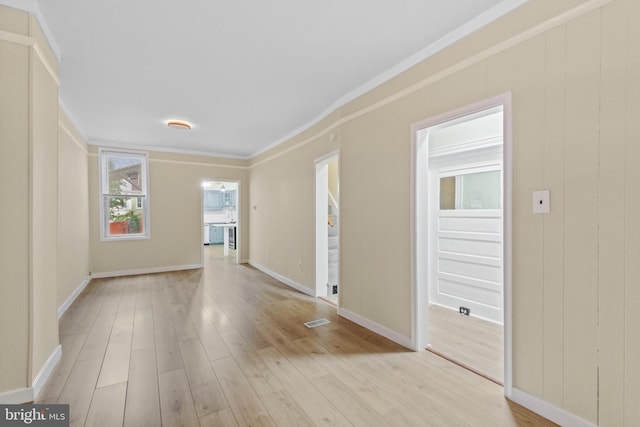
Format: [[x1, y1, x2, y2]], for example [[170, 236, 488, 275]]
[[32, 42, 60, 86], [0, 32, 59, 87], [87, 148, 249, 169], [0, 4, 60, 85], [250, 0, 528, 159], [250, 0, 613, 168], [59, 119, 89, 155], [59, 100, 88, 142], [0, 0, 61, 62], [149, 158, 249, 170], [88, 139, 251, 162]]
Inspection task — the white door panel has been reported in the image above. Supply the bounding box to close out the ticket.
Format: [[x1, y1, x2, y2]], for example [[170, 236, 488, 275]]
[[438, 235, 501, 258], [438, 258, 502, 283], [430, 179, 503, 324], [438, 216, 501, 233], [438, 277, 501, 307]]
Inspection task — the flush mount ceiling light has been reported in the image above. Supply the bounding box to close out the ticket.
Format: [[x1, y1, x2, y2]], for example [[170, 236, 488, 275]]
[[167, 119, 192, 130]]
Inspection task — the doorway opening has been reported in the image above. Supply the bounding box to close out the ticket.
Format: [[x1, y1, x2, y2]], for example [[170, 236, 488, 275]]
[[412, 94, 512, 390], [202, 180, 240, 264], [315, 152, 340, 305]]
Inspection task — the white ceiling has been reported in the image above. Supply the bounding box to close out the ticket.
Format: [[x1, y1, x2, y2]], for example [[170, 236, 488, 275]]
[[29, 0, 525, 158]]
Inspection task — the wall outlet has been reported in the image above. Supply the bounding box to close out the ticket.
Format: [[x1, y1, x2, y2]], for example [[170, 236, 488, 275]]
[[533, 190, 550, 214], [298, 261, 303, 271], [459, 306, 470, 316]]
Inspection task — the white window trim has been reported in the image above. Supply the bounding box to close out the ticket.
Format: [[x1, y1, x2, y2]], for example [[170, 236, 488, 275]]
[[98, 148, 151, 241]]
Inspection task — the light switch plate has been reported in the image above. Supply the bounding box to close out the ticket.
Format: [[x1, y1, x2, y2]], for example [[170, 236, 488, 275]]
[[533, 190, 550, 214]]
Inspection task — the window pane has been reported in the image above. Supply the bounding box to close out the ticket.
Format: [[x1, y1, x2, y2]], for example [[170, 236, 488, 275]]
[[106, 196, 145, 235], [106, 154, 144, 196], [439, 176, 456, 210], [460, 170, 501, 209], [100, 149, 149, 240]]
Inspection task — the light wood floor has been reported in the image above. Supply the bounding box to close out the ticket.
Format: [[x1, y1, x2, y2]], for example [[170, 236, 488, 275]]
[[428, 304, 504, 384], [37, 246, 555, 426]]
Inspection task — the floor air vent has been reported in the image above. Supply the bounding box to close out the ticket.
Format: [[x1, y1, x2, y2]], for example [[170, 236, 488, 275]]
[[304, 318, 330, 328]]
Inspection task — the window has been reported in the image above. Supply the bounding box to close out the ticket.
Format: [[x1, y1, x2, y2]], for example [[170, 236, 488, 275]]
[[439, 169, 501, 210], [99, 149, 149, 240]]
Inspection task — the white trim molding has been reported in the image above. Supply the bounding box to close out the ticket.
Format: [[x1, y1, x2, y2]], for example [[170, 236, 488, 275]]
[[58, 276, 92, 319], [0, 388, 33, 405], [248, 261, 315, 297], [248, 259, 412, 350], [32, 345, 61, 400], [91, 139, 251, 163], [250, 0, 528, 159], [250, 0, 613, 168], [410, 92, 513, 390], [509, 388, 597, 427], [91, 263, 203, 279], [0, 28, 60, 87], [337, 308, 413, 350], [59, 118, 89, 155], [0, 345, 62, 404]]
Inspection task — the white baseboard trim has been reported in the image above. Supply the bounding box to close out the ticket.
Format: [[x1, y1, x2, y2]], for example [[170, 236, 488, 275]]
[[338, 307, 413, 350], [91, 263, 203, 279], [509, 387, 596, 427], [0, 345, 62, 404], [248, 260, 315, 297], [32, 345, 62, 400], [0, 387, 33, 404], [58, 276, 92, 319]]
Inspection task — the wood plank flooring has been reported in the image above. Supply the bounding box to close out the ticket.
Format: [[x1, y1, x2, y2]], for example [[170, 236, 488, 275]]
[[37, 246, 555, 426], [428, 304, 504, 384]]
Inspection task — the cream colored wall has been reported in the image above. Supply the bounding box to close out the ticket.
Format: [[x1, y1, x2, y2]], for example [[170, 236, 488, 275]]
[[247, 0, 640, 424], [328, 156, 339, 200], [250, 113, 341, 292], [89, 149, 250, 274], [0, 5, 61, 395], [0, 6, 31, 393], [30, 14, 60, 381], [57, 110, 91, 308]]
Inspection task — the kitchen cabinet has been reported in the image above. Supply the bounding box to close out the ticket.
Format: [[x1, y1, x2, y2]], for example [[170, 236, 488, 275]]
[[204, 190, 222, 210], [222, 190, 236, 208], [209, 224, 225, 244], [204, 189, 236, 210]]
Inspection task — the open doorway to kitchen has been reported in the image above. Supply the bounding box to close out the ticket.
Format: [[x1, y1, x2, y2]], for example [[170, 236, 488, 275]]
[[202, 180, 240, 264], [315, 152, 340, 306], [412, 94, 512, 388]]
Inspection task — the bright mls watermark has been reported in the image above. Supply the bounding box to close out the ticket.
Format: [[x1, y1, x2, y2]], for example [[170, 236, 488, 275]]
[[0, 405, 68, 426]]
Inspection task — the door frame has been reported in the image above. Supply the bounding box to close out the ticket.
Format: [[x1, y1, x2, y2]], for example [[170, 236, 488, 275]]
[[200, 178, 242, 265], [315, 150, 340, 298], [410, 92, 513, 395], [429, 159, 504, 324]]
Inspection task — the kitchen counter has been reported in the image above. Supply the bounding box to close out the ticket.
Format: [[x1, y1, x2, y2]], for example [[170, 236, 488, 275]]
[[210, 223, 237, 255]]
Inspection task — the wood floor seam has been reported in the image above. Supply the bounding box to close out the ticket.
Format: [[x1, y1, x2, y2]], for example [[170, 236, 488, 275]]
[[37, 245, 556, 426]]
